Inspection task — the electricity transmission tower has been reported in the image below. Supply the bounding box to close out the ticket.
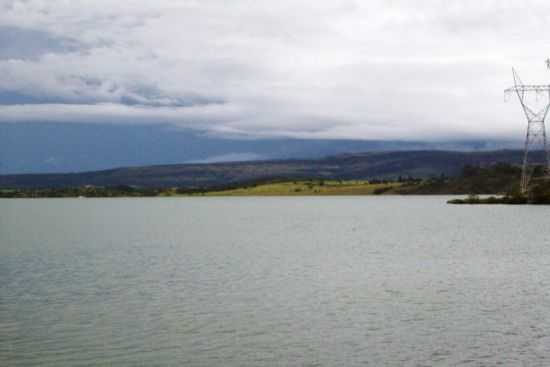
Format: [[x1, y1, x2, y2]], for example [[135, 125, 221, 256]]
[[504, 63, 550, 194]]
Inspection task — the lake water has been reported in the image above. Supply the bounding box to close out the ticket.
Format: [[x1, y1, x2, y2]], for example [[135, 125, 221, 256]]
[[2, 197, 550, 366]]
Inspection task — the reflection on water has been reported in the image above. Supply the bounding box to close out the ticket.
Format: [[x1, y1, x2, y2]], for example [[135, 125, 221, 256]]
[[2, 197, 550, 366]]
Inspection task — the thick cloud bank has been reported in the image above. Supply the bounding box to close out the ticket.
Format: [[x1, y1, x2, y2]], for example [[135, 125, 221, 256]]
[[1, 0, 550, 140]]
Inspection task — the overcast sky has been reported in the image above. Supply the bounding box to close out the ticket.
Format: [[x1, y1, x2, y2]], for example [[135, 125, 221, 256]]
[[1, 0, 550, 140]]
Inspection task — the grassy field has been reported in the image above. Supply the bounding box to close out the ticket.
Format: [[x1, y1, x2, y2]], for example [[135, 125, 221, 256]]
[[194, 180, 402, 196], [0, 181, 407, 198], [0, 164, 529, 198]]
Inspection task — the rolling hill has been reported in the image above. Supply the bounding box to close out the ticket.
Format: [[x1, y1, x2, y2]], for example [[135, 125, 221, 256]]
[[0, 150, 535, 189]]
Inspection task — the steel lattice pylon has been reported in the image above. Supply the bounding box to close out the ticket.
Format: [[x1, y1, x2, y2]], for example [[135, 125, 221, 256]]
[[505, 66, 550, 194]]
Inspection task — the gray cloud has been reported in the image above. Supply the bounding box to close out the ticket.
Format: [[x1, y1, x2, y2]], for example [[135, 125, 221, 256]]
[[0, 26, 82, 60], [0, 0, 549, 140]]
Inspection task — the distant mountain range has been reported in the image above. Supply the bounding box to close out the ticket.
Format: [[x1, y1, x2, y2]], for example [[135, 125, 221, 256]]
[[0, 122, 521, 174], [0, 150, 538, 189]]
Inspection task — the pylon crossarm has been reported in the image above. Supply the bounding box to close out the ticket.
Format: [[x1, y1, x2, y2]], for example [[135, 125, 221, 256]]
[[505, 85, 550, 93]]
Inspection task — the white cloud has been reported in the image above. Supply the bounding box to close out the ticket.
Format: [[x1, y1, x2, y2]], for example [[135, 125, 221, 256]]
[[190, 152, 265, 164], [1, 0, 550, 140]]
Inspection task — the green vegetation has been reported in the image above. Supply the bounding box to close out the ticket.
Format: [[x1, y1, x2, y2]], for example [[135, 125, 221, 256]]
[[0, 150, 530, 190], [398, 163, 521, 195], [447, 195, 525, 205], [195, 180, 402, 196], [448, 180, 550, 205], [445, 164, 550, 205], [0, 180, 403, 198], [3, 163, 550, 204], [0, 185, 171, 198]]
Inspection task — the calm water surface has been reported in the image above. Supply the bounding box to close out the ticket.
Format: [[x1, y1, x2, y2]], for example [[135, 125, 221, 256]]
[[2, 197, 550, 366]]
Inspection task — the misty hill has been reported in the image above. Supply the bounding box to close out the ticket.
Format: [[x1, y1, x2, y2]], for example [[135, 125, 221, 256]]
[[0, 123, 520, 174], [0, 150, 535, 189]]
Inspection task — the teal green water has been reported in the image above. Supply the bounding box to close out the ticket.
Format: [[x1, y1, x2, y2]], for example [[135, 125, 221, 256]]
[[2, 197, 550, 366]]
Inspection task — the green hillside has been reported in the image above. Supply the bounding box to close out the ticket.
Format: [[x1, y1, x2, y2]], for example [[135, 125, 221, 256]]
[[0, 150, 534, 189]]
